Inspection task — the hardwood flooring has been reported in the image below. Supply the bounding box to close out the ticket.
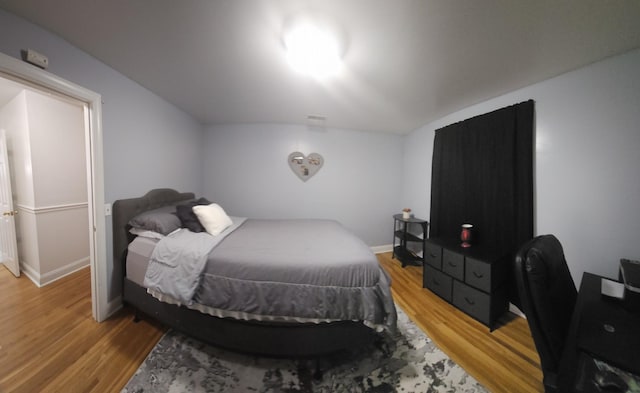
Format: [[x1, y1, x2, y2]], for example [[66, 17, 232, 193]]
[[0, 266, 165, 393], [377, 252, 544, 392], [0, 253, 543, 392]]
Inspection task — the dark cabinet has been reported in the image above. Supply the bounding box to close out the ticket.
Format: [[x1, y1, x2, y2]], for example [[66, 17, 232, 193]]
[[422, 237, 508, 330], [392, 214, 428, 267]]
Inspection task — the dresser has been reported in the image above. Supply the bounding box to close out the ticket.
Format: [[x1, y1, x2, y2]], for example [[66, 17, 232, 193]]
[[423, 237, 509, 330]]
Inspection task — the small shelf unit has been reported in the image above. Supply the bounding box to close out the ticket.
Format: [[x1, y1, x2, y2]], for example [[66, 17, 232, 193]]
[[392, 214, 428, 267]]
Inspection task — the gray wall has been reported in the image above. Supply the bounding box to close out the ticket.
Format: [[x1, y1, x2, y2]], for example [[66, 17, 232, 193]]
[[203, 123, 403, 246], [0, 9, 205, 301], [402, 48, 640, 285]]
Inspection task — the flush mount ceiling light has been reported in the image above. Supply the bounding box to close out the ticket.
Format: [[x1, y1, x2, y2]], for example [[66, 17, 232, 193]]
[[283, 19, 343, 79]]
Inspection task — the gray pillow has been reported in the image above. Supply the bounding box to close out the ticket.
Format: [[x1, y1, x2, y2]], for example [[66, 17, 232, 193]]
[[128, 205, 182, 235]]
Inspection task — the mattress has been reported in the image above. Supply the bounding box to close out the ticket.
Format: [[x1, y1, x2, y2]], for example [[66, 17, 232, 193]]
[[202, 219, 380, 287], [127, 218, 397, 330], [126, 236, 158, 286]]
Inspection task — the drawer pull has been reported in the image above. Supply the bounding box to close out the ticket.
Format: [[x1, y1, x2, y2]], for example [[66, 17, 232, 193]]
[[473, 271, 484, 279], [433, 278, 441, 286], [429, 253, 437, 258], [447, 261, 457, 267], [464, 297, 475, 306]]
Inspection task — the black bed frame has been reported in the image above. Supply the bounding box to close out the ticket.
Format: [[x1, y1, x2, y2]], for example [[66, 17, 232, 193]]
[[113, 188, 376, 357]]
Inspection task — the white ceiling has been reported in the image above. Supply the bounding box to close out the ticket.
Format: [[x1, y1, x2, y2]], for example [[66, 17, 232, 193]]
[[1, 0, 640, 134]]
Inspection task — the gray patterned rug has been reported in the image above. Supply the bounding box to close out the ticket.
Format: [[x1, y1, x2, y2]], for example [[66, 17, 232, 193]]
[[122, 306, 487, 393]]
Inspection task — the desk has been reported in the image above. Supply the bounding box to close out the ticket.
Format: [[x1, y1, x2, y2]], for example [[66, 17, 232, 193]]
[[558, 272, 640, 392]]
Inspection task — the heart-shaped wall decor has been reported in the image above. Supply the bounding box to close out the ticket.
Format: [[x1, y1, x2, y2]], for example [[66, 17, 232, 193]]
[[288, 152, 324, 182]]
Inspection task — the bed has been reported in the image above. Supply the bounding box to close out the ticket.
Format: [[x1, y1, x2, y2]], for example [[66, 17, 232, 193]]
[[114, 188, 397, 357]]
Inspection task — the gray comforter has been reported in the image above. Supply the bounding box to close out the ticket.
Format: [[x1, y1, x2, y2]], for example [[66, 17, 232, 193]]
[[146, 218, 397, 331], [144, 229, 215, 303], [144, 218, 246, 303]]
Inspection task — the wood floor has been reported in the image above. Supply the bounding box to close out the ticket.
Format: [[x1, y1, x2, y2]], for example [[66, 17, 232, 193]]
[[0, 253, 543, 392], [377, 252, 544, 392], [0, 266, 165, 393]]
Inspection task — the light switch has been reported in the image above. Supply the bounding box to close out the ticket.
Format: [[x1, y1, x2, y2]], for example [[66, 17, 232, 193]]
[[104, 203, 112, 216]]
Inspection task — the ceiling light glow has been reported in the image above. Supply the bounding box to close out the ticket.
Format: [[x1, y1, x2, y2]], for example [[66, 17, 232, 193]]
[[284, 24, 342, 79]]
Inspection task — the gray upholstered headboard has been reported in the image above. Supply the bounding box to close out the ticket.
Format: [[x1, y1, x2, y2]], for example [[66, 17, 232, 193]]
[[112, 188, 195, 276]]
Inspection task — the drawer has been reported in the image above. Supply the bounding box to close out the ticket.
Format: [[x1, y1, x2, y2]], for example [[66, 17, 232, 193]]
[[453, 280, 491, 326], [424, 265, 452, 302], [465, 257, 492, 292], [424, 243, 442, 269], [442, 249, 464, 281]]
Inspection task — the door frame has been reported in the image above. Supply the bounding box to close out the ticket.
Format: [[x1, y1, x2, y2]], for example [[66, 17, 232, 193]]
[[0, 52, 107, 322]]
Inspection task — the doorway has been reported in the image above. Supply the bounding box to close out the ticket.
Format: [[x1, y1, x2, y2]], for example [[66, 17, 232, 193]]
[[0, 52, 107, 322], [0, 76, 89, 285]]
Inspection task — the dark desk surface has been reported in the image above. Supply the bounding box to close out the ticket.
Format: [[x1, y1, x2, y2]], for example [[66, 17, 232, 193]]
[[558, 272, 640, 392]]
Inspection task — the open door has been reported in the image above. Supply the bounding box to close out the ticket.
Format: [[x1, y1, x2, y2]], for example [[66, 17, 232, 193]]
[[0, 129, 20, 277]]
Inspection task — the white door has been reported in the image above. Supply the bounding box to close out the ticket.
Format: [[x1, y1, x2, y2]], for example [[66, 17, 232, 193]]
[[0, 129, 20, 277]]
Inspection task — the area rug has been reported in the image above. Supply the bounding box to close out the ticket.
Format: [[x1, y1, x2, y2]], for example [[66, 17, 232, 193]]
[[122, 306, 487, 393]]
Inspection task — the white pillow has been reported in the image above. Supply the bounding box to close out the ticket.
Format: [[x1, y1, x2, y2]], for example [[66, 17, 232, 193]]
[[192, 203, 233, 236]]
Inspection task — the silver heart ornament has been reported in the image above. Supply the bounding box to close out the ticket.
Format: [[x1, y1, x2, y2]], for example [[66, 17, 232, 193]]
[[288, 152, 324, 182]]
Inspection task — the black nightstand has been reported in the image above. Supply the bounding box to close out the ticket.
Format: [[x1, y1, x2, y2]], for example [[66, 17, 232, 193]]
[[392, 214, 428, 267]]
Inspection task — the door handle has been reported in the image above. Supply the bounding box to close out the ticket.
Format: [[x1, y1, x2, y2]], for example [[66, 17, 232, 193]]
[[3, 210, 18, 216]]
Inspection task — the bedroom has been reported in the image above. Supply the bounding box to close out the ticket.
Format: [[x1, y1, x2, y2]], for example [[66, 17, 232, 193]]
[[1, 1, 639, 392]]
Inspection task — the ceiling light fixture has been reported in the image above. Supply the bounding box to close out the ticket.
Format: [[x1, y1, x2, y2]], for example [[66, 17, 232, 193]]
[[284, 21, 343, 79]]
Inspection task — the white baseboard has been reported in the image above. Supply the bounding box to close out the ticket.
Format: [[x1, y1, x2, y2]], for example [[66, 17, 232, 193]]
[[372, 244, 393, 254], [20, 263, 42, 287], [20, 257, 90, 287]]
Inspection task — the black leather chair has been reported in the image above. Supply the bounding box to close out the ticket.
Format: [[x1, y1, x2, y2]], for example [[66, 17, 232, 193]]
[[514, 234, 577, 393]]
